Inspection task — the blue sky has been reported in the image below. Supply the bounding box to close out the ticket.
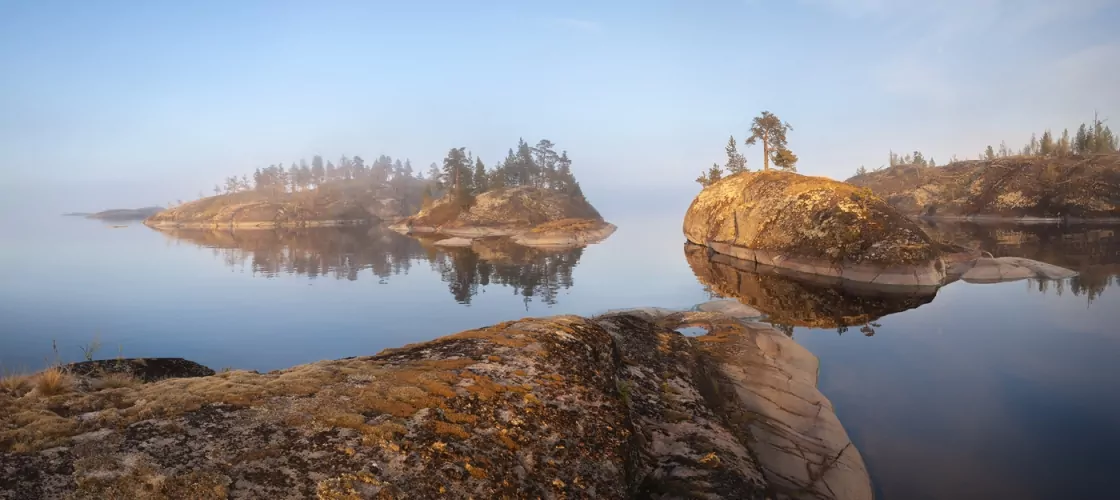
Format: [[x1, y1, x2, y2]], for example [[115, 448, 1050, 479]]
[[1, 0, 1118, 212]]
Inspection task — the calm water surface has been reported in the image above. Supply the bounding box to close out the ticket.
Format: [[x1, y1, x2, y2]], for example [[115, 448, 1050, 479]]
[[2, 213, 1118, 499]]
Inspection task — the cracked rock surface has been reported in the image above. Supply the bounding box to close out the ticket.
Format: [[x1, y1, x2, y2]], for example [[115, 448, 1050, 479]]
[[2, 307, 869, 499]]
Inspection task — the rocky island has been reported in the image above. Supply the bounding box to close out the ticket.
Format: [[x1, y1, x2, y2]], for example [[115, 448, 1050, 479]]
[[145, 183, 411, 229], [65, 207, 165, 221], [0, 307, 869, 499], [846, 155, 1120, 221], [390, 141, 615, 249], [390, 186, 615, 249], [684, 170, 1078, 288]]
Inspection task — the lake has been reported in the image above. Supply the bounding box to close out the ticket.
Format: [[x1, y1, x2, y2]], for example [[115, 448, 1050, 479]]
[[2, 213, 1118, 499]]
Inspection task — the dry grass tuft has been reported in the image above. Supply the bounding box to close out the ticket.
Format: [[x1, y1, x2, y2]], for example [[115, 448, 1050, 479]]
[[35, 365, 72, 396], [93, 372, 140, 390], [1, 366, 30, 395]]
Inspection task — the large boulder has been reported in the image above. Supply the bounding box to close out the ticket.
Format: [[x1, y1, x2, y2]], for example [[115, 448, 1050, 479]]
[[684, 171, 947, 286], [1, 311, 869, 500]]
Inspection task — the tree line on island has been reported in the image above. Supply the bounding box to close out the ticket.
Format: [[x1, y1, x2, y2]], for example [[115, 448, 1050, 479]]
[[696, 111, 798, 187], [855, 114, 1120, 176], [201, 138, 588, 213]]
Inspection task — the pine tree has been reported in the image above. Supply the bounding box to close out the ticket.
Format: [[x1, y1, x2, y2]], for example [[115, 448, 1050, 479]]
[[555, 151, 574, 194], [1058, 129, 1071, 156], [744, 111, 793, 171], [724, 135, 747, 173], [533, 139, 559, 188], [473, 157, 488, 194], [1039, 130, 1054, 156], [855, 165, 868, 176], [984, 145, 996, 160], [771, 148, 798, 172], [311, 155, 325, 186], [1075, 124, 1090, 155], [697, 164, 723, 187]]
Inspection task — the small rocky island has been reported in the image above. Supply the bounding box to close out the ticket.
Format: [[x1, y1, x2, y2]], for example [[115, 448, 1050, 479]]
[[847, 155, 1120, 221], [0, 307, 869, 499], [65, 207, 165, 221], [684, 170, 1078, 288], [390, 141, 615, 249], [390, 186, 615, 249]]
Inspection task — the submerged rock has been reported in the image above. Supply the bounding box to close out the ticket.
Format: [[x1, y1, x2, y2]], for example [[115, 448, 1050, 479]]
[[432, 237, 474, 247], [684, 171, 946, 286], [1, 311, 869, 499], [950, 256, 1079, 284]]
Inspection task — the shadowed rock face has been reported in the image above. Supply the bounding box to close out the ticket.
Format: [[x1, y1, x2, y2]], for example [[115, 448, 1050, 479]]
[[0, 311, 869, 499], [685, 243, 936, 331], [684, 171, 945, 286]]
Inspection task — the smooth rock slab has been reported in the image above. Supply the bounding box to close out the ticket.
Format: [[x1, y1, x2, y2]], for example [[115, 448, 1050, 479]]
[[432, 237, 474, 247], [953, 256, 1079, 283], [693, 299, 764, 320]]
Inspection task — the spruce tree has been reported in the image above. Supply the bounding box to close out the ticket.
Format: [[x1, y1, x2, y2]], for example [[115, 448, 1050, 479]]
[[473, 157, 488, 194], [725, 135, 747, 173], [1039, 130, 1054, 156]]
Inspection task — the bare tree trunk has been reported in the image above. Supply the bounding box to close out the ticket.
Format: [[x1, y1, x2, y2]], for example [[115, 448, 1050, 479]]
[[762, 131, 770, 171]]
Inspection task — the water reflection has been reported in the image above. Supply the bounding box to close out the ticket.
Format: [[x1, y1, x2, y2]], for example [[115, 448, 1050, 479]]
[[154, 226, 583, 306], [919, 221, 1120, 305], [683, 244, 936, 335]]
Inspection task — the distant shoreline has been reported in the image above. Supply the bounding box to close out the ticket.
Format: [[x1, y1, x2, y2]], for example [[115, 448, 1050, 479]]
[[142, 219, 369, 230]]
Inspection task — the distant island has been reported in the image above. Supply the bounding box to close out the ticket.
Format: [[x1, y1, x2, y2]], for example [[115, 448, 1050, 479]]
[[63, 207, 164, 221], [848, 118, 1120, 221], [145, 155, 429, 229], [389, 139, 615, 248], [142, 140, 613, 247]]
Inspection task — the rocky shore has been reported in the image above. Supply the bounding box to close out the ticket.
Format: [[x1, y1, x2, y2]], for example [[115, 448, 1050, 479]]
[[0, 306, 869, 500]]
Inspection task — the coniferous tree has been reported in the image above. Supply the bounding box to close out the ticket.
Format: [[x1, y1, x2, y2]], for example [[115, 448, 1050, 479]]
[[744, 111, 793, 171], [1058, 129, 1072, 156], [771, 148, 798, 172], [473, 157, 488, 194], [984, 145, 996, 160], [1075, 124, 1090, 154], [311, 156, 325, 186], [855, 165, 868, 176], [532, 140, 559, 188], [724, 135, 748, 173], [1039, 130, 1054, 156]]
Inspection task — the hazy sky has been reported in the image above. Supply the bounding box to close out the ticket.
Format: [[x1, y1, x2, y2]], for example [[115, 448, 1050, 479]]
[[1, 0, 1118, 212]]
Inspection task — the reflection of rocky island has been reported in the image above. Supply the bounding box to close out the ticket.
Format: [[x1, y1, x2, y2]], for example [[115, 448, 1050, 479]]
[[154, 225, 584, 305], [684, 244, 936, 335], [918, 221, 1120, 303]]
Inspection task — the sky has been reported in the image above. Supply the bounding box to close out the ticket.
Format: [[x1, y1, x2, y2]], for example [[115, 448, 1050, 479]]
[[1, 0, 1118, 213]]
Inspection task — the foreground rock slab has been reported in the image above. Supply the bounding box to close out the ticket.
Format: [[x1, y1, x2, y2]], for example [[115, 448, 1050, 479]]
[[0, 310, 869, 499]]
